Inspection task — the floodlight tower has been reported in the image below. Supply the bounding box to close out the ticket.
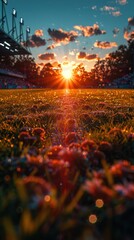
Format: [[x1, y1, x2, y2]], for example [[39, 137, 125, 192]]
[[11, 8, 18, 38], [19, 17, 24, 43], [26, 26, 30, 48], [0, 0, 9, 31]]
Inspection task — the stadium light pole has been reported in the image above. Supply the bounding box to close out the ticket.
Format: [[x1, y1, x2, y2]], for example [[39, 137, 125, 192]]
[[12, 8, 17, 38], [26, 26, 30, 48], [19, 17, 24, 43], [1, 0, 8, 30]]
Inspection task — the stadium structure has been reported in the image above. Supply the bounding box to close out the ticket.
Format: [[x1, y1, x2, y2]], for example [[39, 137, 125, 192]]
[[0, 0, 33, 88]]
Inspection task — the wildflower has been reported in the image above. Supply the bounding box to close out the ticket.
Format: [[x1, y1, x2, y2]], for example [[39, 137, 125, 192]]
[[98, 141, 112, 155], [69, 142, 81, 150], [84, 179, 114, 203], [64, 132, 80, 145], [19, 131, 31, 141], [94, 150, 106, 161], [22, 176, 51, 196], [32, 127, 46, 140], [27, 154, 43, 164], [81, 140, 97, 151], [47, 145, 63, 159], [110, 160, 131, 177]]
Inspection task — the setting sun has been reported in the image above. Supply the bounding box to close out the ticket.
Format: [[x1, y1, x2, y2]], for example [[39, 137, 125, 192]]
[[62, 68, 72, 80]]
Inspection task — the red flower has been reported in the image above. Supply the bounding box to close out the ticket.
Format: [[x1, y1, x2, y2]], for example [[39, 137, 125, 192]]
[[32, 127, 46, 140], [84, 179, 114, 203]]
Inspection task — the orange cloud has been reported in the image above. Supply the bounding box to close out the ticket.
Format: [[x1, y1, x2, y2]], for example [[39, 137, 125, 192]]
[[74, 24, 106, 37], [35, 29, 44, 37], [46, 43, 61, 50], [94, 41, 117, 49], [124, 30, 134, 40], [38, 53, 56, 60], [76, 52, 98, 61]]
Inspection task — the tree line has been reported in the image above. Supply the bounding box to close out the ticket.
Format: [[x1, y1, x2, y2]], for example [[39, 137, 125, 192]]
[[0, 40, 134, 88]]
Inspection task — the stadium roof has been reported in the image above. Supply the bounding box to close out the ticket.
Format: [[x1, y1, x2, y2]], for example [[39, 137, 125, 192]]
[[0, 28, 31, 56]]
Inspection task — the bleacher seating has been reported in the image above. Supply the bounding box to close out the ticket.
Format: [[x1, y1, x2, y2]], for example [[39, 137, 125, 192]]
[[108, 73, 134, 88], [0, 75, 35, 89]]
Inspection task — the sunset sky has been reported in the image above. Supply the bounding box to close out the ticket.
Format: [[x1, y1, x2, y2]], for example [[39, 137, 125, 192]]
[[5, 0, 134, 70]]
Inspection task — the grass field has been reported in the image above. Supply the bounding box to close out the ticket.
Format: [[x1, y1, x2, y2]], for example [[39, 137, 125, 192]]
[[0, 89, 134, 240]]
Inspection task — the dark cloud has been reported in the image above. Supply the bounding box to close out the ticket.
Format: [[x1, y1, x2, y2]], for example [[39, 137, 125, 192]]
[[46, 44, 55, 50], [48, 28, 78, 44], [76, 52, 98, 61], [23, 29, 46, 48], [113, 27, 120, 36], [23, 35, 46, 48], [38, 53, 56, 60], [128, 17, 134, 26], [94, 41, 117, 49], [74, 24, 106, 37]]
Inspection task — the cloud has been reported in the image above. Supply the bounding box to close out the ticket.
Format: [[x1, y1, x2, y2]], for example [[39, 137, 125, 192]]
[[62, 61, 69, 65], [100, 6, 116, 11], [46, 43, 61, 50], [76, 52, 98, 61], [94, 41, 117, 49], [124, 30, 134, 40], [117, 0, 127, 5], [63, 56, 68, 61], [52, 61, 61, 68], [38, 53, 56, 60], [46, 44, 55, 50], [92, 6, 97, 10], [77, 52, 86, 59], [34, 29, 44, 37], [48, 28, 78, 44], [113, 27, 120, 36], [128, 17, 134, 26], [112, 11, 121, 17], [74, 24, 106, 37], [100, 5, 122, 17], [69, 51, 75, 56], [23, 34, 46, 48]]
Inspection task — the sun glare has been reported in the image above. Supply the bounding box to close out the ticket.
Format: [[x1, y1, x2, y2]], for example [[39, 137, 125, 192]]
[[62, 68, 72, 80]]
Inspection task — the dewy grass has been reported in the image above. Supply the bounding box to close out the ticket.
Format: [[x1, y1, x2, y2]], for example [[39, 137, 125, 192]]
[[0, 89, 134, 240]]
